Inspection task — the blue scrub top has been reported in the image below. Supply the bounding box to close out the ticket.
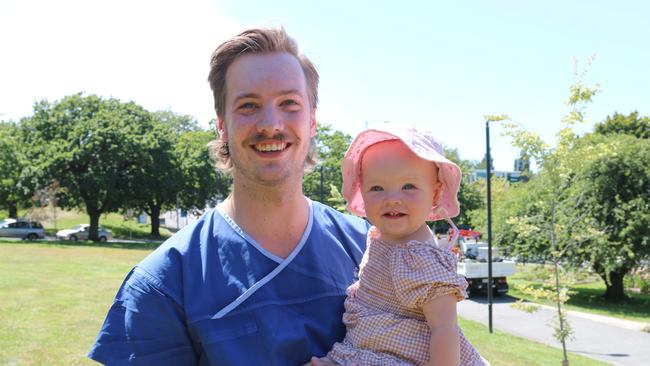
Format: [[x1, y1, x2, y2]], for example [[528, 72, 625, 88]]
[[89, 200, 368, 365]]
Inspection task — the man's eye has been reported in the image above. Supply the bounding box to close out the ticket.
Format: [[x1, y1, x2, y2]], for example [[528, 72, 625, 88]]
[[369, 186, 383, 192], [280, 99, 300, 109], [403, 183, 416, 190], [238, 102, 258, 110]]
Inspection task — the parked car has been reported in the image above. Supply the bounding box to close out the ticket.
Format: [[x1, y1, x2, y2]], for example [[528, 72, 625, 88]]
[[0, 218, 46, 240], [56, 224, 112, 242]]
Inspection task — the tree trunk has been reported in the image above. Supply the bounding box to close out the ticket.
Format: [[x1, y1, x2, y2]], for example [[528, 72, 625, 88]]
[[604, 269, 628, 301], [149, 203, 161, 237], [8, 201, 17, 218], [87, 208, 101, 242]]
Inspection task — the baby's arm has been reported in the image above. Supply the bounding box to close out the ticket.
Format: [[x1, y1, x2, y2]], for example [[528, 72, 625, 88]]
[[423, 294, 460, 366]]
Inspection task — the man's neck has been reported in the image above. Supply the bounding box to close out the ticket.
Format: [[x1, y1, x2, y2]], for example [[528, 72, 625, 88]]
[[219, 179, 310, 259]]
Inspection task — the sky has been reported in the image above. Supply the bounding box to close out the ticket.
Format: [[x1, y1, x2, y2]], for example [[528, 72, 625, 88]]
[[1, 0, 648, 171]]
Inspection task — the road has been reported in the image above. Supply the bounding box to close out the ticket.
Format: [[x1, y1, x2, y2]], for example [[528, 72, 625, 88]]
[[458, 295, 650, 366]]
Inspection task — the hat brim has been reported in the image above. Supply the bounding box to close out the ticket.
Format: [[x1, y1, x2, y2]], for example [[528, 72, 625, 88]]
[[341, 126, 461, 221]]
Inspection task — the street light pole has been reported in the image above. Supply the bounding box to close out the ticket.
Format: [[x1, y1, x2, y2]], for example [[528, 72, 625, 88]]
[[176, 192, 180, 230], [485, 120, 494, 334], [319, 165, 324, 203]]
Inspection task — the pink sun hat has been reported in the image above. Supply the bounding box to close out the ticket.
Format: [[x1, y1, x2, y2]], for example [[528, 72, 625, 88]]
[[342, 124, 462, 222]]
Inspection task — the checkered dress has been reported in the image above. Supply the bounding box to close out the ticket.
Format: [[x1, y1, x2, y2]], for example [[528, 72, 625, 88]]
[[327, 227, 488, 366]]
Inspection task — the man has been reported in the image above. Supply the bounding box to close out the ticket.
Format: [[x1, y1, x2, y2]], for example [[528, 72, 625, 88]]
[[88, 27, 368, 365]]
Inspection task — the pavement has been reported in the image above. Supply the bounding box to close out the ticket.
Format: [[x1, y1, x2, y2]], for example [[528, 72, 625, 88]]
[[458, 295, 650, 366]]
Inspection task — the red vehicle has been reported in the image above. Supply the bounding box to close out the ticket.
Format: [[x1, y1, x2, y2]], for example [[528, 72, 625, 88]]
[[458, 229, 481, 239]]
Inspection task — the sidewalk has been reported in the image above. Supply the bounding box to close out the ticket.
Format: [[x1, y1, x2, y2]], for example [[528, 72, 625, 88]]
[[458, 296, 650, 366]]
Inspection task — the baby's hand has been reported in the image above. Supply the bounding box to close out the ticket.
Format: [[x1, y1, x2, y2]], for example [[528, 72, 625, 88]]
[[346, 282, 360, 298], [306, 356, 357, 366], [305, 356, 336, 365]]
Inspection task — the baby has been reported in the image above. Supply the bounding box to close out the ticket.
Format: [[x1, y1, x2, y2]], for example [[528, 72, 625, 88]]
[[318, 125, 488, 365]]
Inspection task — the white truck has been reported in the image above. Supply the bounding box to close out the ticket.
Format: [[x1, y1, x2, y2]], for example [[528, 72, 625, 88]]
[[456, 240, 516, 296]]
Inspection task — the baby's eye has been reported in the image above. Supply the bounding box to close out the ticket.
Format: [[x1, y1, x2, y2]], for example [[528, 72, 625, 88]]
[[402, 183, 417, 190], [368, 185, 383, 192]]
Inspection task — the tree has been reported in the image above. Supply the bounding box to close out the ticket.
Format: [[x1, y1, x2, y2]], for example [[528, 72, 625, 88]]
[[21, 93, 156, 241], [500, 61, 650, 301], [475, 153, 494, 171], [303, 124, 352, 204], [175, 130, 231, 213], [128, 120, 183, 237], [127, 111, 228, 236], [153, 110, 202, 133], [0, 122, 28, 218], [444, 148, 483, 228], [567, 134, 650, 300], [468, 176, 526, 254], [493, 57, 602, 365], [593, 111, 650, 139]]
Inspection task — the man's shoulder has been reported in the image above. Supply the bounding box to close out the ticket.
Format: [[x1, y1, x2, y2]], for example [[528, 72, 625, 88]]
[[310, 201, 369, 252], [135, 209, 221, 283], [311, 200, 368, 231], [309, 200, 368, 257]]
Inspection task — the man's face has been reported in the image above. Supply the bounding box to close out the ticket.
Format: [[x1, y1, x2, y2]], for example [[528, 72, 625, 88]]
[[360, 140, 441, 244], [218, 52, 316, 186]]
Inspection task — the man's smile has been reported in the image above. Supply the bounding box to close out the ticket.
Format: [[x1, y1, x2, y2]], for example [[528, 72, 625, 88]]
[[253, 142, 289, 152]]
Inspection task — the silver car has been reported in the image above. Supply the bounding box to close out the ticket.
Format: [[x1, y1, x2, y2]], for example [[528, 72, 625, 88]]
[[56, 224, 113, 242], [0, 219, 46, 240]]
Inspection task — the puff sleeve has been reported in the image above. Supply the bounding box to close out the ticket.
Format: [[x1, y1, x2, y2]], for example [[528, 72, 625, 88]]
[[390, 244, 468, 310]]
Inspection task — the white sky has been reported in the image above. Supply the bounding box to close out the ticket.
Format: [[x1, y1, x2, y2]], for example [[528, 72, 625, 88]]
[[2, 0, 649, 171]]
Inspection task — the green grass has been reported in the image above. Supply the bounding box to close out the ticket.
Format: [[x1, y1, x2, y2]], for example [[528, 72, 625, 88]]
[[0, 242, 154, 365], [508, 263, 650, 324], [1, 242, 611, 366], [459, 318, 610, 366]]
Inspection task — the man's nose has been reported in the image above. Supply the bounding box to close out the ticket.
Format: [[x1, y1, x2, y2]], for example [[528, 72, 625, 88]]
[[256, 106, 283, 135]]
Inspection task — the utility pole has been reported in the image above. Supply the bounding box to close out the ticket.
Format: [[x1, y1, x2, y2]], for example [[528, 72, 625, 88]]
[[485, 120, 494, 333]]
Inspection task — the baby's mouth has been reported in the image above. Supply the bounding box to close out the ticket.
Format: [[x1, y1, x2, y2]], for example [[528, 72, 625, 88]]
[[383, 211, 406, 218]]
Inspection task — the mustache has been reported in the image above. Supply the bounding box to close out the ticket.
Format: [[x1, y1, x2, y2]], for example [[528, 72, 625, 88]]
[[248, 133, 287, 144]]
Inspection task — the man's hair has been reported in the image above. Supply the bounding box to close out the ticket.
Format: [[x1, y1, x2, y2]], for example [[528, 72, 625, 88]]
[[207, 27, 319, 173]]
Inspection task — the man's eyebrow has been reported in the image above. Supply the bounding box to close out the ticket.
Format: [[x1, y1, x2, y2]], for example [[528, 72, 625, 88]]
[[233, 93, 260, 102], [276, 89, 302, 96], [232, 90, 302, 103]]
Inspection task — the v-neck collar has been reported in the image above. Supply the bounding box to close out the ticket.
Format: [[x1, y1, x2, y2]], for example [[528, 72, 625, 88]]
[[217, 199, 314, 263], [212, 199, 315, 319]]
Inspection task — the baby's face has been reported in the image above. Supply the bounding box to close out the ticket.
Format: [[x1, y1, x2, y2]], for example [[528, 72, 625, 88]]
[[360, 140, 440, 244]]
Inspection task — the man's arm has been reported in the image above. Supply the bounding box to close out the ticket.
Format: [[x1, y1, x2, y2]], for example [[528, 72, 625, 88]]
[[89, 268, 197, 365]]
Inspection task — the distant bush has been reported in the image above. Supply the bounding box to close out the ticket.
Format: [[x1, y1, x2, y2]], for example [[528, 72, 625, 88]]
[[625, 267, 650, 295]]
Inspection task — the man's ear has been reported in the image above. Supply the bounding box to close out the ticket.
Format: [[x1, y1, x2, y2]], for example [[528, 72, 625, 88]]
[[310, 109, 317, 138], [217, 114, 227, 140]]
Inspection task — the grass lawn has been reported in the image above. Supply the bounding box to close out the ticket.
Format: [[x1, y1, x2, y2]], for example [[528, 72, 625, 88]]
[[1, 242, 610, 365], [509, 263, 650, 324], [0, 241, 154, 365], [459, 318, 609, 366]]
